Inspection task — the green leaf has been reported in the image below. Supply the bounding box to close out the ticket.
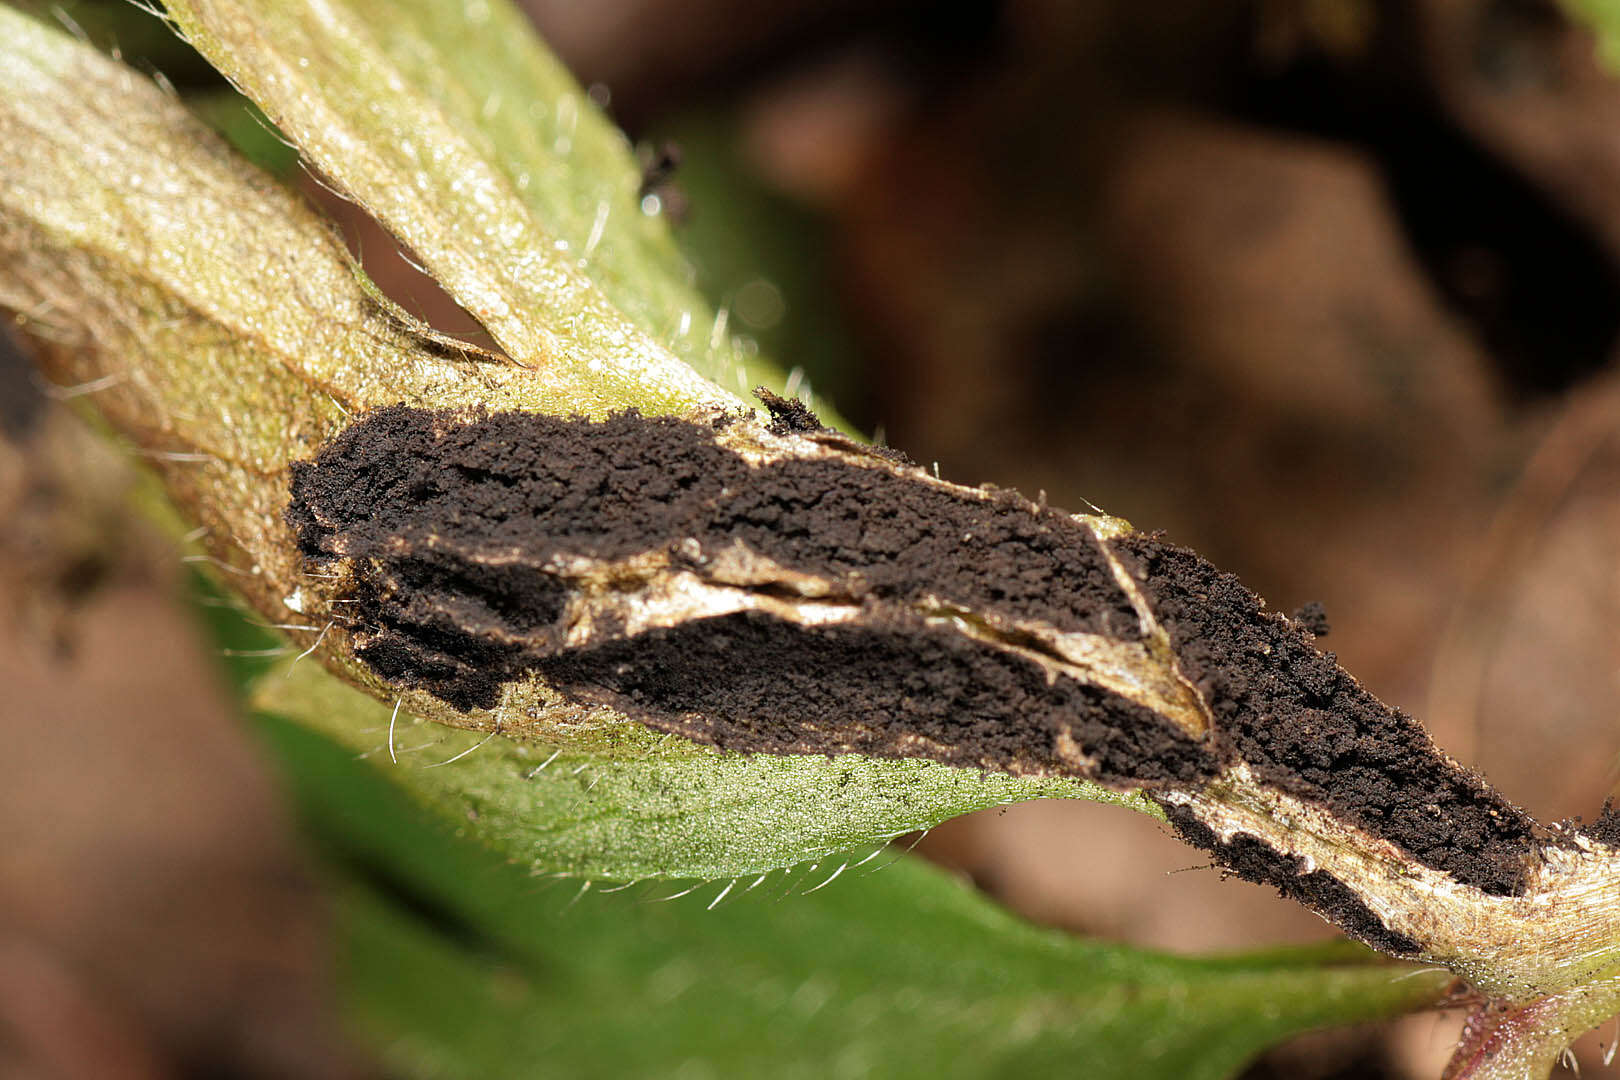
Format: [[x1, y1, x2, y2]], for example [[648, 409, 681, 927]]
[[186, 90, 302, 179], [256, 656, 1150, 881], [161, 0, 753, 416], [254, 711, 1452, 1080], [1566, 0, 1620, 68]]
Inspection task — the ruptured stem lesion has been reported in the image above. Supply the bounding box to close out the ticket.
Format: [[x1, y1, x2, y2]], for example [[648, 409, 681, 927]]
[[1162, 768, 1620, 998], [285, 410, 1607, 933], [274, 399, 1620, 1078]]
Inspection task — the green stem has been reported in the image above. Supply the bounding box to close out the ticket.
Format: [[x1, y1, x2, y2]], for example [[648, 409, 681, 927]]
[[1445, 969, 1620, 1078]]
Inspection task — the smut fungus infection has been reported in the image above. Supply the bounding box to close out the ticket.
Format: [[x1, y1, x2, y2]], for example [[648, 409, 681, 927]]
[[537, 610, 1213, 785], [286, 401, 1538, 917], [287, 403, 1144, 655], [1112, 537, 1536, 896], [1161, 804, 1423, 956]]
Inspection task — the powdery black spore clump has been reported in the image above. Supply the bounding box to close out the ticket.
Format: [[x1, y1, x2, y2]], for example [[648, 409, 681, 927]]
[[1160, 804, 1422, 956], [704, 457, 1139, 638], [1291, 600, 1331, 638], [1111, 535, 1537, 896], [537, 610, 1214, 785], [753, 387, 914, 465], [341, 557, 566, 711], [287, 406, 1143, 707], [1581, 800, 1620, 848], [286, 407, 743, 568], [754, 387, 827, 436]]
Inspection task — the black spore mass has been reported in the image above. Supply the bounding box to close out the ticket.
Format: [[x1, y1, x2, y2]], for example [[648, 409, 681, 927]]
[[286, 402, 1140, 700], [538, 610, 1214, 786], [1160, 803, 1422, 956], [1113, 536, 1536, 896], [286, 405, 1536, 898]]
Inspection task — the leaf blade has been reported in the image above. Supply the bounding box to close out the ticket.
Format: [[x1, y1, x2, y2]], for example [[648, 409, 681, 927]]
[[322, 0, 782, 405], [256, 711, 1453, 1080], [257, 657, 1152, 881], [163, 0, 740, 415]]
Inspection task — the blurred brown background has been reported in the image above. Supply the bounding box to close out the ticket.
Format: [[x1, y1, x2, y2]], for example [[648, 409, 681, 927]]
[[6, 0, 1620, 1076]]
